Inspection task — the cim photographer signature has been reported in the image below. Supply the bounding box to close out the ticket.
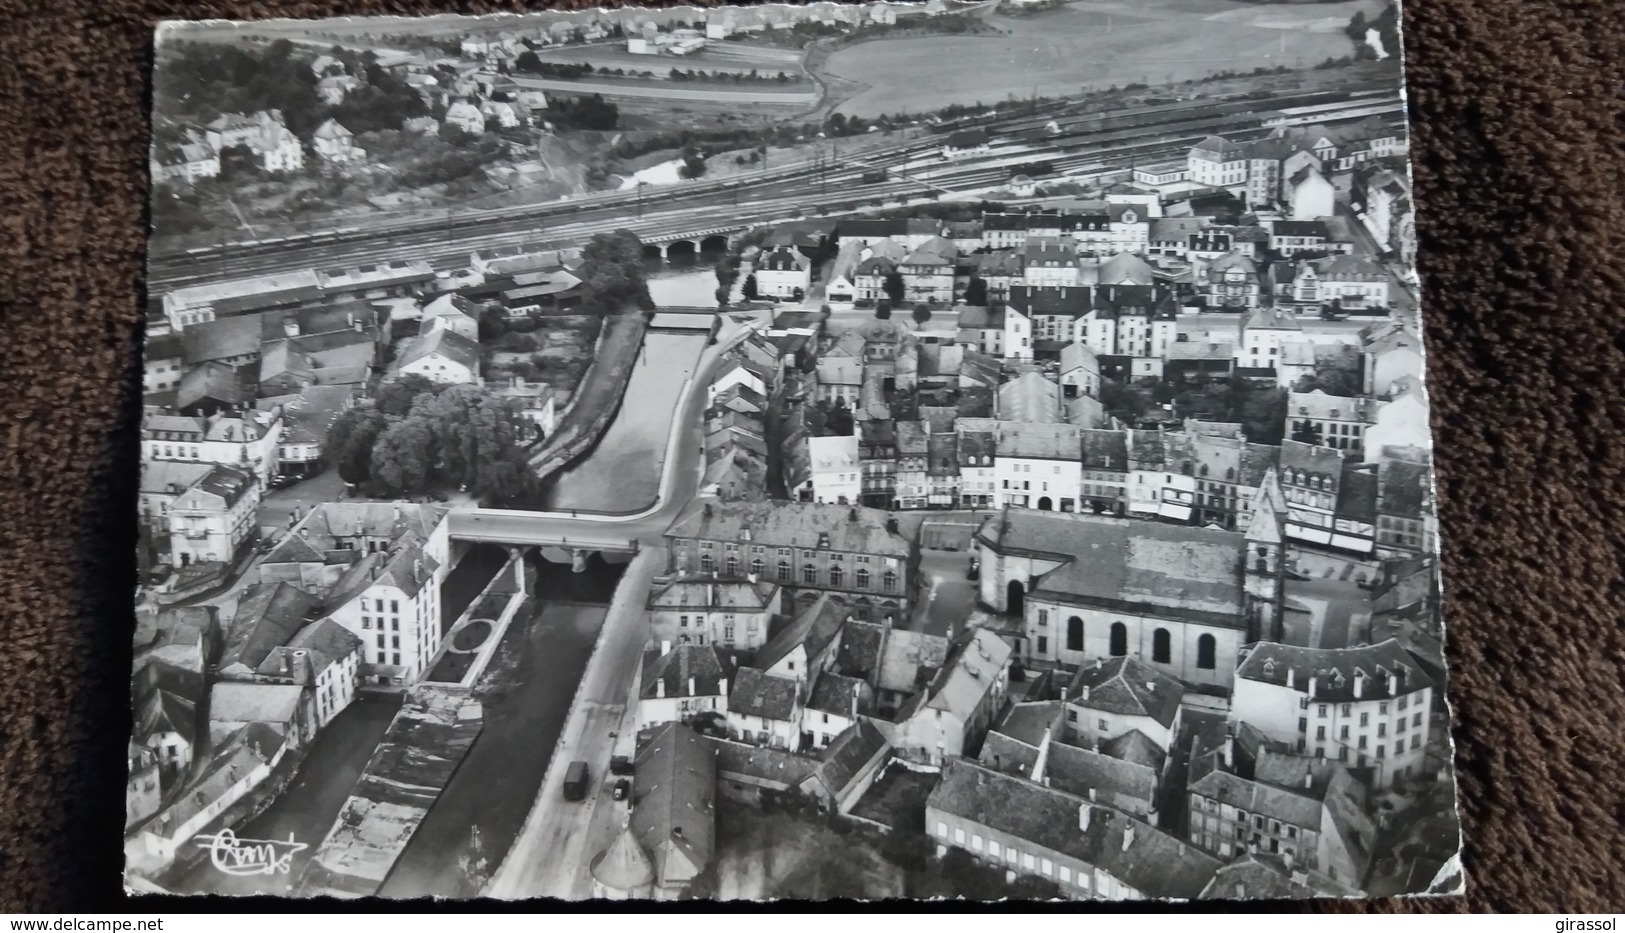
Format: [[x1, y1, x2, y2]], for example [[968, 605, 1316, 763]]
[[194, 829, 308, 876]]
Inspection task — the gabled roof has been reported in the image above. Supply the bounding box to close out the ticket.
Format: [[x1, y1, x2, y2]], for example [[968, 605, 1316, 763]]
[[810, 719, 891, 797], [1043, 741, 1158, 808], [220, 582, 322, 674], [1067, 657, 1184, 729], [395, 327, 481, 372], [209, 681, 303, 726], [755, 593, 847, 673], [927, 758, 1222, 898], [727, 667, 800, 721], [807, 671, 873, 717], [904, 627, 1011, 723], [1236, 638, 1436, 701], [641, 645, 737, 700], [665, 501, 909, 557], [631, 723, 717, 887]]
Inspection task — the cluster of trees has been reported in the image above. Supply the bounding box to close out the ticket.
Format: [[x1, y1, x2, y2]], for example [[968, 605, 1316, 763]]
[[388, 128, 510, 189], [1347, 4, 1402, 60], [678, 144, 708, 180], [153, 40, 427, 145], [576, 230, 656, 314], [549, 93, 620, 131], [325, 377, 537, 502], [511, 53, 594, 79], [963, 277, 989, 307], [668, 68, 797, 83]]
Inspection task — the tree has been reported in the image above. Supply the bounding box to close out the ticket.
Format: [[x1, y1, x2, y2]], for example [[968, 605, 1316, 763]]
[[514, 50, 541, 73], [370, 409, 436, 495], [964, 276, 988, 307], [912, 304, 931, 325], [742, 273, 759, 301], [883, 271, 906, 306], [1237, 382, 1288, 445], [679, 144, 707, 179], [1345, 9, 1369, 41], [1100, 378, 1150, 423], [875, 300, 892, 320], [327, 408, 387, 485], [578, 229, 654, 312], [375, 374, 439, 417]]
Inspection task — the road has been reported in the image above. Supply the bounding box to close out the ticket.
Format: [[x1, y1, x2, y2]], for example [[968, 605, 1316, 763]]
[[507, 74, 819, 105]]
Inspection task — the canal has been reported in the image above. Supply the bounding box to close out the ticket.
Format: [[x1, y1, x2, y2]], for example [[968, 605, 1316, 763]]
[[540, 329, 709, 514], [377, 551, 628, 898], [172, 695, 400, 897]]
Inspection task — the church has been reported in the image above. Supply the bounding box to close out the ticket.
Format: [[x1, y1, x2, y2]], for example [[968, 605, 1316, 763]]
[[973, 470, 1288, 692]]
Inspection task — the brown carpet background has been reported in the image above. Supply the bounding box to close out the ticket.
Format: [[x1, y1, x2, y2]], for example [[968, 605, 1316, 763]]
[[1, 0, 1622, 913]]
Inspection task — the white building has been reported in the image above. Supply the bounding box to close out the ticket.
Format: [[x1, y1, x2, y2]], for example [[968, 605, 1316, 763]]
[[636, 643, 735, 732], [1362, 389, 1431, 465], [1232, 640, 1436, 787], [388, 328, 482, 386], [1188, 135, 1248, 188], [167, 465, 260, 568], [1285, 166, 1336, 222], [808, 434, 862, 505], [444, 100, 487, 135], [1237, 306, 1303, 371], [312, 118, 366, 164], [754, 246, 812, 300], [995, 422, 1083, 512]]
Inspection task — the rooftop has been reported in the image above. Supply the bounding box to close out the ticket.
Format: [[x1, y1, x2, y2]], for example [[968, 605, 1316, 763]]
[[1067, 657, 1184, 729], [1236, 638, 1435, 701], [665, 501, 909, 558]]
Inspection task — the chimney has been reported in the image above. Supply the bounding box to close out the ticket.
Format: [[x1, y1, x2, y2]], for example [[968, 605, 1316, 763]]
[[688, 676, 697, 697], [283, 317, 300, 337], [283, 651, 294, 675], [1121, 824, 1134, 852], [1223, 731, 1235, 770], [851, 680, 861, 720], [885, 517, 899, 535], [1307, 674, 1318, 698], [1385, 671, 1395, 695], [414, 559, 423, 581], [1287, 667, 1296, 690], [1304, 771, 1313, 790], [657, 677, 666, 699], [1145, 681, 1155, 694], [1087, 787, 1097, 802], [703, 502, 714, 518], [1148, 807, 1159, 828], [1080, 684, 1091, 702], [661, 640, 672, 656], [1078, 804, 1091, 831], [719, 676, 728, 698], [299, 527, 309, 539], [747, 572, 759, 585], [1354, 669, 1366, 699]]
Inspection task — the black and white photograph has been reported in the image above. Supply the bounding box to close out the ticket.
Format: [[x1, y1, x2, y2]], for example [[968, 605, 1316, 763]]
[[127, 0, 1463, 901]]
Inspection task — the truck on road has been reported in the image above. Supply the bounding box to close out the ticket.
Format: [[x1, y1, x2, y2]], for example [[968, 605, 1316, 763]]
[[562, 761, 590, 801]]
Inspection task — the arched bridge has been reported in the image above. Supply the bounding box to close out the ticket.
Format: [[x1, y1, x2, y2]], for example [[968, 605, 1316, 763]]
[[642, 225, 743, 263]]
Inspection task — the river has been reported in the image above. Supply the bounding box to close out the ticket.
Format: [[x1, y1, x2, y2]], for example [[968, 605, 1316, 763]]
[[377, 553, 626, 898], [540, 329, 709, 514]]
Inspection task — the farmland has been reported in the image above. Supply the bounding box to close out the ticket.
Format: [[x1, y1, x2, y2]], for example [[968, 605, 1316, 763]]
[[821, 0, 1387, 118]]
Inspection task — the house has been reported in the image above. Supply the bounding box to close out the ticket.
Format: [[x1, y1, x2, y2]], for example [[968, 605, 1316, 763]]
[[630, 723, 717, 898], [1079, 428, 1128, 515], [1362, 323, 1425, 399], [755, 246, 812, 300], [995, 421, 1082, 512], [804, 672, 875, 749], [726, 667, 803, 750], [1204, 251, 1261, 310], [1188, 135, 1248, 188], [126, 742, 164, 831], [208, 681, 310, 749], [754, 593, 849, 687], [1021, 238, 1080, 290], [894, 627, 1013, 766], [645, 576, 783, 649], [444, 100, 487, 135], [480, 98, 525, 129], [316, 74, 360, 104], [803, 720, 893, 814], [1237, 306, 1302, 371], [898, 238, 958, 305], [491, 377, 556, 438], [1062, 657, 1184, 753], [168, 464, 259, 569], [259, 385, 357, 480], [664, 501, 912, 624], [1375, 455, 1434, 559], [312, 118, 366, 163], [1285, 166, 1336, 222], [260, 502, 450, 687], [141, 407, 284, 487], [130, 662, 201, 793], [636, 642, 737, 731], [217, 581, 323, 680], [389, 328, 482, 386], [1288, 389, 1378, 453], [808, 434, 862, 506], [977, 509, 1285, 690], [836, 620, 950, 719], [927, 758, 1223, 900], [1362, 388, 1430, 465], [278, 618, 365, 729], [1288, 255, 1391, 310], [1186, 734, 1377, 887], [1199, 852, 1362, 899], [1270, 220, 1330, 257], [1059, 343, 1101, 399], [997, 371, 1064, 425], [1233, 639, 1437, 787], [203, 112, 264, 151], [402, 115, 439, 137], [150, 142, 220, 185], [125, 724, 286, 865], [943, 128, 990, 160]]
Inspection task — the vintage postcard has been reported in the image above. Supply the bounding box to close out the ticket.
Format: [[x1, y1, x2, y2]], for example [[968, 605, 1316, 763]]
[[129, 0, 1461, 901]]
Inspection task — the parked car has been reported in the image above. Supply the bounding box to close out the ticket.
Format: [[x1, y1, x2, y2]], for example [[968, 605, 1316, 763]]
[[609, 755, 634, 776], [967, 557, 980, 581], [613, 778, 631, 801]]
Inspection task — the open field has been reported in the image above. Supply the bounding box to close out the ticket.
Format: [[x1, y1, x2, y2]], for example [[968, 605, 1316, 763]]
[[823, 0, 1386, 117], [509, 74, 820, 105], [530, 44, 808, 78]]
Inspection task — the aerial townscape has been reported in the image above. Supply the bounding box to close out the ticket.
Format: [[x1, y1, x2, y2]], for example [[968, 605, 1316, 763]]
[[127, 0, 1461, 903]]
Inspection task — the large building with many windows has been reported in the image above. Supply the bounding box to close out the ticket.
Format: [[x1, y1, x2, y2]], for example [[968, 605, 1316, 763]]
[[664, 501, 914, 625], [1231, 640, 1436, 788]]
